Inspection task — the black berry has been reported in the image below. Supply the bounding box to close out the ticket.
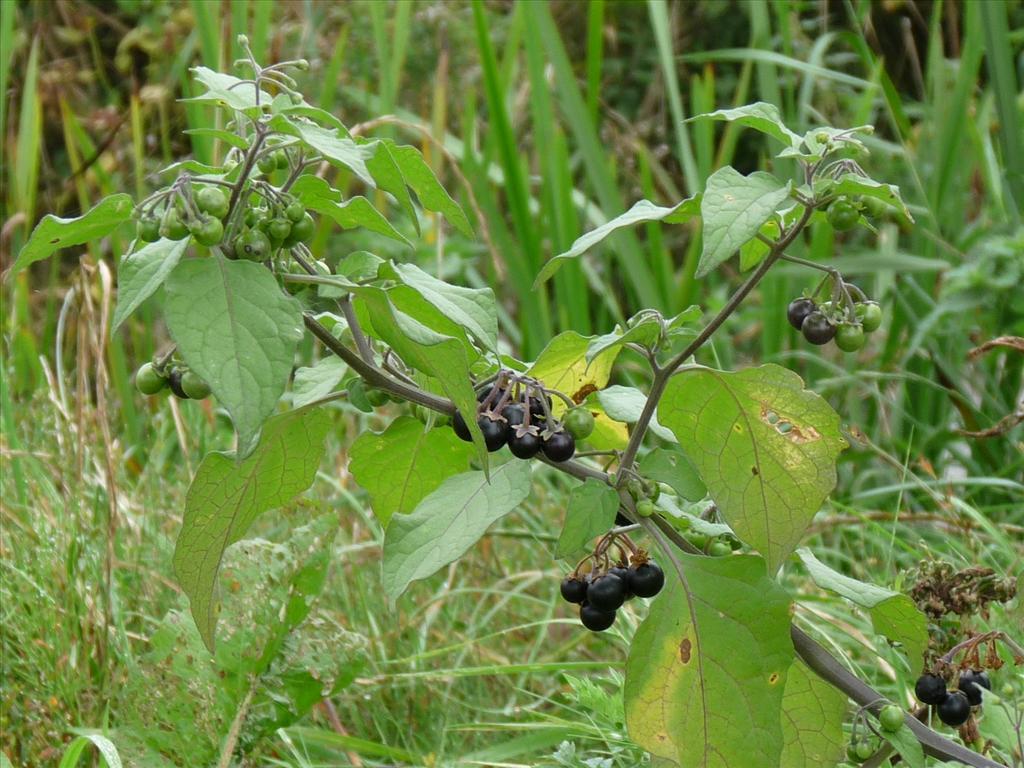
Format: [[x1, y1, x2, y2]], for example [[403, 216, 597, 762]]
[[479, 416, 508, 452], [503, 404, 526, 429], [914, 674, 947, 705], [937, 690, 971, 727], [453, 410, 472, 441], [957, 670, 990, 706], [477, 386, 504, 404], [528, 392, 552, 417], [542, 431, 576, 462], [609, 566, 633, 599], [628, 563, 665, 598], [560, 576, 588, 604], [801, 312, 836, 345], [580, 603, 616, 632], [508, 429, 542, 459], [586, 573, 628, 611], [167, 369, 189, 399], [787, 298, 817, 330]]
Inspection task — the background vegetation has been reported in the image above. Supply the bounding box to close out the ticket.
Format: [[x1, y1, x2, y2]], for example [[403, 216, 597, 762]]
[[1, 0, 1022, 765]]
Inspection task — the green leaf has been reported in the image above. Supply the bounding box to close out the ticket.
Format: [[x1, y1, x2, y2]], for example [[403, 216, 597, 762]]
[[555, 479, 620, 559], [686, 102, 802, 148], [596, 385, 676, 442], [624, 553, 794, 767], [275, 118, 375, 186], [163, 259, 303, 455], [291, 356, 347, 408], [172, 406, 331, 650], [184, 66, 272, 114], [779, 663, 847, 768], [382, 460, 533, 601], [658, 365, 847, 573], [739, 218, 780, 272], [112, 238, 190, 332], [349, 416, 474, 526], [638, 447, 707, 502], [61, 732, 123, 768], [386, 142, 474, 236], [387, 261, 498, 353], [796, 549, 928, 666], [697, 167, 792, 278], [362, 139, 418, 232], [586, 320, 661, 364], [880, 721, 925, 768], [9, 194, 134, 277], [183, 127, 250, 150], [355, 288, 485, 465], [535, 197, 699, 288], [337, 250, 384, 281], [527, 331, 620, 410], [289, 175, 410, 245]]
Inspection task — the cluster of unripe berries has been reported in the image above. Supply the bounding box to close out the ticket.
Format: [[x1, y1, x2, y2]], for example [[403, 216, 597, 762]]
[[452, 379, 595, 463], [914, 669, 990, 727], [845, 704, 905, 763], [134, 361, 210, 400], [136, 185, 231, 248], [787, 292, 881, 352], [559, 558, 664, 632], [134, 174, 315, 264]]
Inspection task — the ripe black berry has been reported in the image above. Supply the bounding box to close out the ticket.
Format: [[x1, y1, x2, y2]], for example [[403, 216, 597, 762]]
[[580, 603, 616, 632], [957, 670, 990, 706], [801, 312, 836, 345], [542, 431, 575, 462], [477, 386, 505, 404], [560, 576, 588, 604], [937, 690, 971, 727], [914, 674, 947, 705], [508, 429, 542, 459], [787, 298, 817, 330], [628, 563, 665, 598], [453, 410, 472, 441], [609, 566, 633, 599], [479, 416, 508, 452], [167, 369, 189, 399], [528, 393, 552, 417], [586, 573, 628, 611], [503, 403, 526, 429]]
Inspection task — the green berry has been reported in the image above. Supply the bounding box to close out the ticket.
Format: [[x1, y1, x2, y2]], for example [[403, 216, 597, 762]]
[[137, 216, 161, 243], [283, 212, 315, 247], [879, 705, 904, 733], [709, 540, 732, 557], [856, 301, 883, 333], [195, 186, 229, 219], [180, 371, 211, 400], [189, 215, 224, 247], [274, 149, 289, 169], [266, 217, 292, 245], [855, 742, 875, 761], [135, 362, 166, 395], [257, 154, 277, 174], [562, 407, 595, 440], [365, 388, 390, 407], [834, 323, 866, 352], [234, 229, 272, 261], [159, 208, 189, 240], [284, 200, 306, 223], [827, 200, 859, 231], [686, 531, 708, 550], [635, 500, 655, 518]]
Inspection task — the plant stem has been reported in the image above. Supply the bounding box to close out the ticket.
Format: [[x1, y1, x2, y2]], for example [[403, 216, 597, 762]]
[[617, 207, 814, 475], [217, 679, 257, 768]]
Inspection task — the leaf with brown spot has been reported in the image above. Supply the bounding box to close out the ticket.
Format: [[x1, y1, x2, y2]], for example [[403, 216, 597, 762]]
[[624, 553, 794, 767], [658, 365, 847, 573]]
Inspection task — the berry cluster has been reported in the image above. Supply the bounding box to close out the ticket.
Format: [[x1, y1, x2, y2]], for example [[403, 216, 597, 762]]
[[452, 375, 594, 463], [136, 184, 230, 248], [560, 557, 664, 632], [914, 669, 990, 727], [787, 288, 881, 352], [135, 360, 210, 401]]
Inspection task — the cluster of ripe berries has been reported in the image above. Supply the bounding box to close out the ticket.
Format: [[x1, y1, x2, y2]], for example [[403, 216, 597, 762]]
[[559, 559, 665, 632], [134, 361, 210, 400], [914, 669, 990, 727], [787, 292, 882, 352], [452, 380, 595, 463]]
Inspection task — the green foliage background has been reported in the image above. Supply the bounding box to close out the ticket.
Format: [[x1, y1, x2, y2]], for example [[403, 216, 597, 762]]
[[1, 1, 1021, 766]]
